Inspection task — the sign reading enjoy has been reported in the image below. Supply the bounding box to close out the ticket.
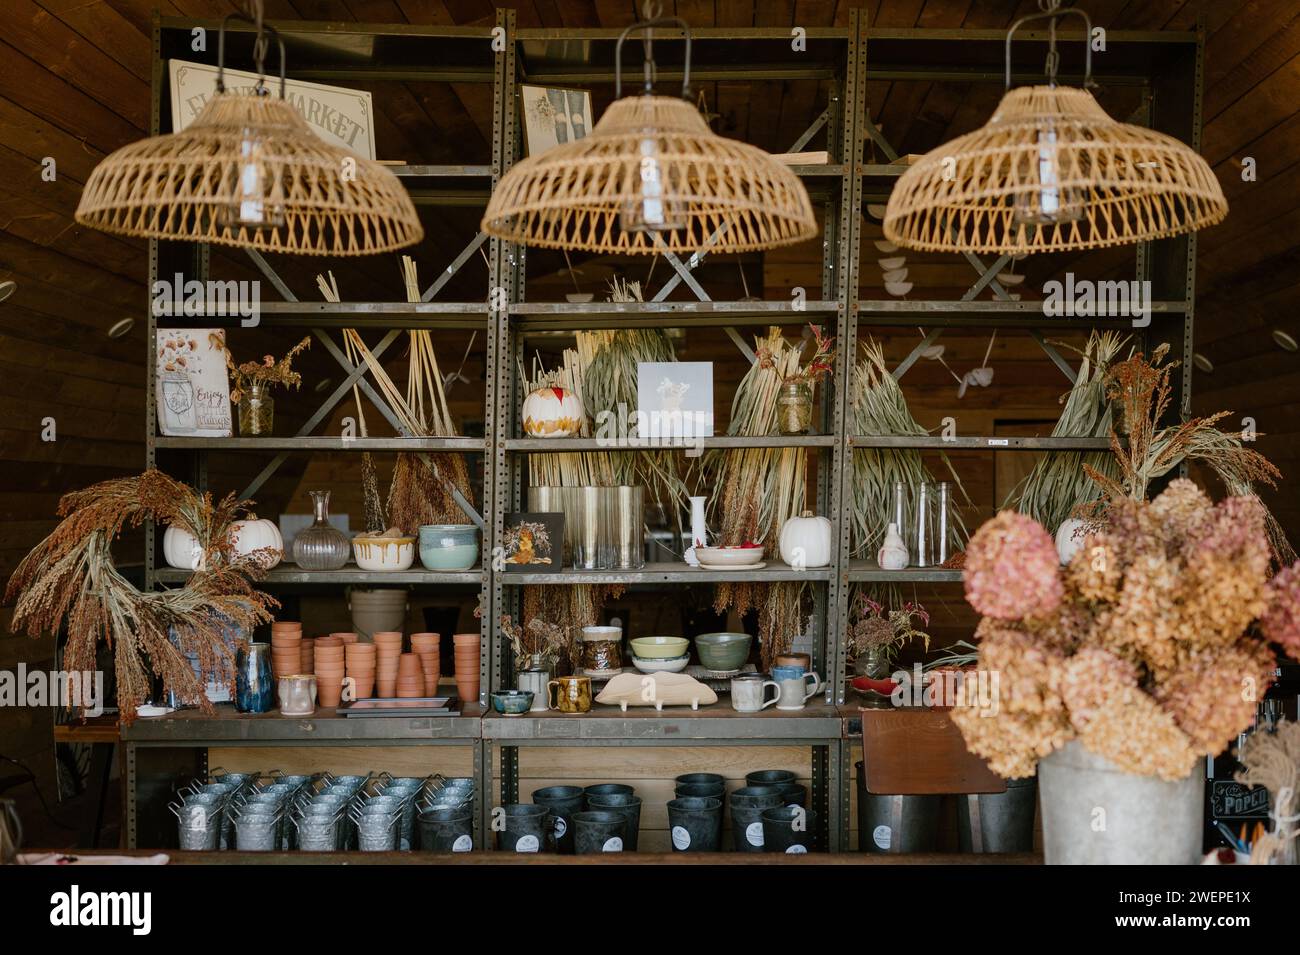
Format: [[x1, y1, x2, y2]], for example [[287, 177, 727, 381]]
[[168, 60, 376, 159]]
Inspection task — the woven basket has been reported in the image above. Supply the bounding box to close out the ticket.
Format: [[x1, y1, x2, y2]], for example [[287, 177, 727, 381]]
[[483, 95, 817, 254], [76, 93, 423, 256], [883, 86, 1227, 255]]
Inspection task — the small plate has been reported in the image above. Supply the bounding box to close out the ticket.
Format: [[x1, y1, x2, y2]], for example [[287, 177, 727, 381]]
[[697, 561, 766, 571]]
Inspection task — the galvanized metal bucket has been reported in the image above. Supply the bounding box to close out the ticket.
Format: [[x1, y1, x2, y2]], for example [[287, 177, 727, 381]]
[[1039, 741, 1201, 865], [958, 776, 1038, 853], [855, 761, 939, 853]]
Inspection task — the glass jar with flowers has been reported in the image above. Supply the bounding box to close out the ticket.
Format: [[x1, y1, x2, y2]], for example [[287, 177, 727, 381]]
[[847, 594, 930, 707], [777, 324, 836, 435], [225, 336, 311, 436]]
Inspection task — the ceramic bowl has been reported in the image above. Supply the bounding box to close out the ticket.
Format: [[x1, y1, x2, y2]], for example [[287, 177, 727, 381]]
[[631, 654, 690, 674], [352, 536, 415, 572], [629, 636, 690, 659], [490, 690, 535, 716], [418, 524, 480, 571], [695, 632, 753, 671], [694, 546, 765, 567]]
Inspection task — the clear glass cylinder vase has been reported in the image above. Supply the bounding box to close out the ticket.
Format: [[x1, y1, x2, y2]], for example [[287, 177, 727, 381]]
[[293, 490, 351, 571], [777, 381, 814, 435]]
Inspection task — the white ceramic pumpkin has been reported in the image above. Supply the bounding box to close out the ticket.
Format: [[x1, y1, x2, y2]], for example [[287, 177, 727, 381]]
[[228, 518, 283, 570], [779, 510, 833, 569], [1055, 517, 1087, 565], [163, 525, 206, 571], [522, 385, 584, 437]]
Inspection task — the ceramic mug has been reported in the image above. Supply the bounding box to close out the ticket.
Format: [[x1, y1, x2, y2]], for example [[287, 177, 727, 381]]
[[547, 675, 593, 714], [517, 668, 550, 711], [771, 664, 806, 683], [731, 674, 781, 713], [775, 672, 820, 710]]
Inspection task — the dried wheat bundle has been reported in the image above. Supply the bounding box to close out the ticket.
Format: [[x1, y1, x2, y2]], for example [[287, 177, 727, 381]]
[[1007, 331, 1127, 535], [4, 470, 277, 722], [1234, 720, 1300, 865], [483, 96, 816, 255], [710, 328, 811, 666]]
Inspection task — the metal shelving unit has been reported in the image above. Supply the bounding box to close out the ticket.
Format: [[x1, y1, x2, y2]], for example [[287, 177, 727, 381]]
[[133, 9, 1206, 856]]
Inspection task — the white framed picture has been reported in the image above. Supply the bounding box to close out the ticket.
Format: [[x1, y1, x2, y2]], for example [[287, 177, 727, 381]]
[[637, 362, 714, 439], [155, 329, 232, 437], [521, 85, 593, 156]]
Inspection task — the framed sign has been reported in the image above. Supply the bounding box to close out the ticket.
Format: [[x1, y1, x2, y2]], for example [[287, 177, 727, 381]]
[[502, 512, 564, 572], [521, 85, 593, 156], [637, 361, 714, 438], [168, 60, 377, 159], [156, 329, 232, 437]]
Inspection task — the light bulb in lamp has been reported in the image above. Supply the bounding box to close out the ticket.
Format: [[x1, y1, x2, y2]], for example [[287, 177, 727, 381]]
[[620, 137, 686, 234], [1012, 125, 1086, 227], [221, 127, 287, 230]]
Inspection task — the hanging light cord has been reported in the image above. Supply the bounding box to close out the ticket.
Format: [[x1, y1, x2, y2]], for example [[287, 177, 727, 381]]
[[615, 1, 692, 100], [216, 0, 287, 98], [1005, 0, 1095, 91]]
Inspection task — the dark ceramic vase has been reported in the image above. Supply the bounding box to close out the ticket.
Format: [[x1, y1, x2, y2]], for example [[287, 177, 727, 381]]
[[235, 642, 273, 713]]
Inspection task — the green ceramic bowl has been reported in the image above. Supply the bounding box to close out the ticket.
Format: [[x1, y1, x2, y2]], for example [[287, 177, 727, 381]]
[[695, 632, 753, 671], [629, 636, 690, 659]]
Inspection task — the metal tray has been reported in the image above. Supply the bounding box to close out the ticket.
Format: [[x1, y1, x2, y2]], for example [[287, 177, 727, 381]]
[[337, 697, 461, 718]]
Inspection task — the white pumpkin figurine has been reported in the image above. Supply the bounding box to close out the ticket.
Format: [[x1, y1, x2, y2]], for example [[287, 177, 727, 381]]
[[1055, 517, 1087, 565], [522, 385, 584, 438], [163, 525, 206, 571], [779, 510, 833, 569], [877, 523, 909, 570], [228, 517, 283, 570]]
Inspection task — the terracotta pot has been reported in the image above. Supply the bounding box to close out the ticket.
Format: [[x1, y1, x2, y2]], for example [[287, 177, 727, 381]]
[[398, 653, 422, 675], [352, 676, 375, 699], [331, 631, 359, 642], [452, 632, 480, 646], [376, 680, 396, 698], [271, 622, 302, 633], [318, 685, 342, 707], [455, 679, 479, 703]]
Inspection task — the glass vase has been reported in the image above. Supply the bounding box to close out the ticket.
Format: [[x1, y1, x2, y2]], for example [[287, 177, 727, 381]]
[[238, 380, 275, 436], [293, 490, 351, 571], [777, 381, 814, 435]]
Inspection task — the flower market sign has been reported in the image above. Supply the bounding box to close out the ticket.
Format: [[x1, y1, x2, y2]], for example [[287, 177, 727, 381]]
[[168, 60, 376, 158]]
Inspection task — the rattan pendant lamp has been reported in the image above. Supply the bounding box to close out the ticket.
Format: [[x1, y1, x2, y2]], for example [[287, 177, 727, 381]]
[[883, 1, 1227, 255], [482, 8, 816, 254], [75, 3, 422, 256]]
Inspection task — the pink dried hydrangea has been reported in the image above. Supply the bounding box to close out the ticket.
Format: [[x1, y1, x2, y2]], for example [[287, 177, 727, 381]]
[[1261, 561, 1300, 657], [963, 511, 1063, 620]]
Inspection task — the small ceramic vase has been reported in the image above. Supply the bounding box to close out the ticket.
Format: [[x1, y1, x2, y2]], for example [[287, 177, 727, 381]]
[[877, 522, 909, 570], [684, 495, 708, 567]]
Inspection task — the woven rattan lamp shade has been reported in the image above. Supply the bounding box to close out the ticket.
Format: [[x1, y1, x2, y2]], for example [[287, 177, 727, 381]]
[[883, 86, 1227, 255], [75, 93, 423, 256], [482, 95, 817, 254]]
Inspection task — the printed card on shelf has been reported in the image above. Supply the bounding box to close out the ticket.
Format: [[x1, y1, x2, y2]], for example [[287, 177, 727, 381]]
[[155, 329, 232, 437], [637, 361, 714, 439]]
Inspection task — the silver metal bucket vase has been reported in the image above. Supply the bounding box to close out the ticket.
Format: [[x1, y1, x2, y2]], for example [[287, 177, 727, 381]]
[[1039, 741, 1202, 865]]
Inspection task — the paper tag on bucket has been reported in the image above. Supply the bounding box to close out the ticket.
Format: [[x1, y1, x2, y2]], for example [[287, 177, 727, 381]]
[[555, 817, 567, 837], [515, 834, 539, 853], [785, 844, 808, 854], [746, 822, 764, 847], [671, 826, 691, 850], [452, 834, 473, 853], [873, 825, 891, 850], [602, 837, 623, 852]]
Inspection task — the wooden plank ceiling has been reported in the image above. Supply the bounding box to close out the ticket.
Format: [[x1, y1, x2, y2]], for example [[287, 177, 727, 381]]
[[0, 0, 1296, 580]]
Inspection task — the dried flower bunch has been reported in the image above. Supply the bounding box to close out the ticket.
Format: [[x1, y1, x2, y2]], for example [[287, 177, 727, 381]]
[[847, 594, 931, 665], [500, 614, 569, 668], [953, 480, 1296, 781], [226, 335, 311, 404], [782, 324, 836, 385], [1233, 719, 1300, 865], [4, 470, 277, 722], [1085, 345, 1292, 564]]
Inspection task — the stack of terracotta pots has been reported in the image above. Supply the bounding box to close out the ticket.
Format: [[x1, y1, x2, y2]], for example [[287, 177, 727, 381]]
[[396, 653, 425, 698], [453, 632, 481, 705], [299, 636, 315, 675], [313, 634, 345, 707], [411, 632, 440, 695], [271, 622, 303, 690], [345, 641, 376, 700], [373, 631, 404, 698]]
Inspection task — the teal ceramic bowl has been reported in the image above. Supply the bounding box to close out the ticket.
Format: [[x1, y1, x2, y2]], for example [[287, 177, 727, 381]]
[[490, 690, 534, 716], [695, 632, 753, 671], [419, 524, 480, 571]]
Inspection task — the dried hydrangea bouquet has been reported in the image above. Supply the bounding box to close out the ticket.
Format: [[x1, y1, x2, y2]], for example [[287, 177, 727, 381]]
[[951, 481, 1300, 862]]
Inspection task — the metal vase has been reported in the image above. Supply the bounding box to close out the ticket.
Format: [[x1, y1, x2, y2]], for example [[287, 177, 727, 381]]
[[1039, 741, 1202, 864]]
